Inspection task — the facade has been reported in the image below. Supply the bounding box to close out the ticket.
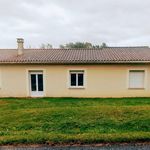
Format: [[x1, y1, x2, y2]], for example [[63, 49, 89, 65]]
[[0, 38, 150, 97]]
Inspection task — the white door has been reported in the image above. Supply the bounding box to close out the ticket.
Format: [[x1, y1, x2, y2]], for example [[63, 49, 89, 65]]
[[29, 71, 44, 97]]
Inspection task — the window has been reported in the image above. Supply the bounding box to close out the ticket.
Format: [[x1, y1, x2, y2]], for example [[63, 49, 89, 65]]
[[29, 71, 44, 97], [70, 71, 84, 88], [129, 70, 145, 89]]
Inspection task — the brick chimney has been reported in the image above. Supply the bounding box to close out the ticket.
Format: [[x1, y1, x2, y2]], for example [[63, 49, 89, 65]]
[[17, 38, 24, 55]]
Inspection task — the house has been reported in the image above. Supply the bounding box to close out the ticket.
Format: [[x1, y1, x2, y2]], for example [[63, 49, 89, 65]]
[[0, 38, 150, 97]]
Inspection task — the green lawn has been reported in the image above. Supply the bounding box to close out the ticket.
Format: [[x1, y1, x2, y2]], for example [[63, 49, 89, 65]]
[[0, 97, 150, 145]]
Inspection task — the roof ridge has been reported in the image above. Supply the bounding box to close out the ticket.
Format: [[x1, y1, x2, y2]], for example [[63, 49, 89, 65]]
[[28, 46, 149, 49], [0, 49, 17, 50], [23, 46, 150, 50], [0, 46, 149, 51], [106, 46, 149, 48]]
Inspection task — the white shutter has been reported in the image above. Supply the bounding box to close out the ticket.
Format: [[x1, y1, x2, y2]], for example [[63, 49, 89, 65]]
[[129, 71, 145, 88]]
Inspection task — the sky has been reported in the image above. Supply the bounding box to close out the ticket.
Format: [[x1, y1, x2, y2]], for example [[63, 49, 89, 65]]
[[0, 0, 150, 48]]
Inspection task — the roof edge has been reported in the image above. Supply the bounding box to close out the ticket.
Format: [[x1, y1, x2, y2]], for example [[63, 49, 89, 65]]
[[0, 46, 149, 51]]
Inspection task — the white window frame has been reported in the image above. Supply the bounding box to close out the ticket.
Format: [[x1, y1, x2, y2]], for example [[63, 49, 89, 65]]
[[29, 71, 43, 89], [26, 69, 46, 97], [68, 70, 86, 89], [128, 69, 146, 89]]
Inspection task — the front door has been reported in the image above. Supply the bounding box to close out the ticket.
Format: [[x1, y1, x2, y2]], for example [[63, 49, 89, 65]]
[[29, 71, 44, 97]]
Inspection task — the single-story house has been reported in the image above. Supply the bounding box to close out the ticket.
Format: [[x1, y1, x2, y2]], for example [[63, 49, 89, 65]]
[[0, 38, 150, 97]]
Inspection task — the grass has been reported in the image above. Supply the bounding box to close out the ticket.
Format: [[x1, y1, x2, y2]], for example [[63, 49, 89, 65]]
[[0, 97, 150, 145]]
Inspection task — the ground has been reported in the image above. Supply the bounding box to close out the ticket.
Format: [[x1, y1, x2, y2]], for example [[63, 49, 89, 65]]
[[0, 97, 150, 145]]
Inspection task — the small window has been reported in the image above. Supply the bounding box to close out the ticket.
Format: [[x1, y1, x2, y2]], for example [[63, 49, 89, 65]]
[[129, 70, 145, 89], [70, 71, 84, 88]]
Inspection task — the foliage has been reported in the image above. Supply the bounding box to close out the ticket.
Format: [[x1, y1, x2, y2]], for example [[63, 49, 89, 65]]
[[59, 42, 107, 49], [39, 42, 108, 49], [40, 43, 53, 49]]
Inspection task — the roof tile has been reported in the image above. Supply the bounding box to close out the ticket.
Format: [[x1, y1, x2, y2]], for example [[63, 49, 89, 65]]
[[0, 47, 150, 64]]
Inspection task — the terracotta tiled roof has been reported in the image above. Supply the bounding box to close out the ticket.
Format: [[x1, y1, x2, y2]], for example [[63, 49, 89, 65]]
[[0, 47, 150, 64]]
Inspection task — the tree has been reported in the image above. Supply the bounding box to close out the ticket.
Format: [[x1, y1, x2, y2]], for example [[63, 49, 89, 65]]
[[59, 44, 65, 49], [59, 42, 107, 49], [40, 43, 53, 49], [100, 42, 107, 48]]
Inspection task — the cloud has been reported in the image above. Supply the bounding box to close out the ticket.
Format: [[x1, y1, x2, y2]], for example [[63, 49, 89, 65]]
[[0, 0, 150, 48]]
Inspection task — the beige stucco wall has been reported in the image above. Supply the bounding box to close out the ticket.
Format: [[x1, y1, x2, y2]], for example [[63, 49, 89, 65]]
[[0, 64, 150, 97]]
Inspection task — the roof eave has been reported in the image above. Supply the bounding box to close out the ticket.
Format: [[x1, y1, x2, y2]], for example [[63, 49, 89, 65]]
[[1, 61, 150, 65]]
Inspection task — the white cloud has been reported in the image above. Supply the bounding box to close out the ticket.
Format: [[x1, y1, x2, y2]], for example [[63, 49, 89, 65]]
[[0, 0, 150, 48]]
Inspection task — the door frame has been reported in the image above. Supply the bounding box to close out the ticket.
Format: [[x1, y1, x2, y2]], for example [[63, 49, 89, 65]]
[[26, 69, 46, 97]]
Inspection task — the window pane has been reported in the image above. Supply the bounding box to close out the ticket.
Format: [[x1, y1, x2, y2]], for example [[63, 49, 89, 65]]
[[31, 74, 36, 91], [71, 73, 76, 86], [129, 71, 144, 88], [38, 74, 43, 91], [78, 73, 84, 86]]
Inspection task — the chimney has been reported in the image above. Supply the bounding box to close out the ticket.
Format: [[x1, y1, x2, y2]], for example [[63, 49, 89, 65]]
[[17, 38, 24, 55]]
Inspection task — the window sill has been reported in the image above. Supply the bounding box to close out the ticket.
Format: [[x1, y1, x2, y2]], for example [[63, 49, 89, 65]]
[[69, 86, 85, 89], [128, 88, 145, 90]]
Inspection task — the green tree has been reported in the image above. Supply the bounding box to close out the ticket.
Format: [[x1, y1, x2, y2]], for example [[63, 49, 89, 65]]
[[100, 42, 107, 48], [40, 43, 53, 49], [59, 42, 107, 49]]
